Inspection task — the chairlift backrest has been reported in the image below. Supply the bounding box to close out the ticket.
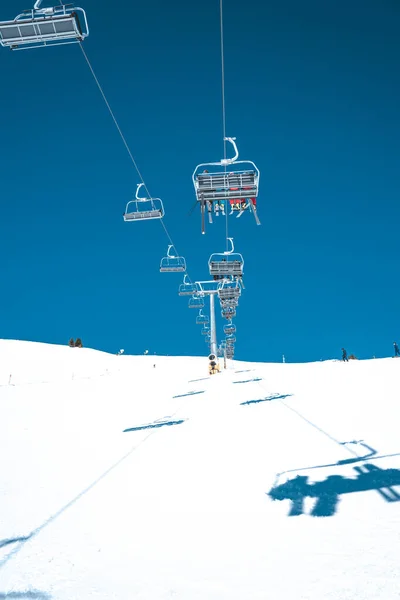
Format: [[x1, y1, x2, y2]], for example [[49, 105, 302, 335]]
[[0, 4, 89, 50]]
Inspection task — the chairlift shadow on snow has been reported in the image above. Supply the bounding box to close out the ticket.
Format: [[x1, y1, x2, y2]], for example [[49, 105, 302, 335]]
[[268, 463, 400, 517], [240, 394, 293, 406], [273, 441, 380, 480]]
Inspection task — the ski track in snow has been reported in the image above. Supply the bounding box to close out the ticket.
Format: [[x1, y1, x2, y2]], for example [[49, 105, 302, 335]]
[[0, 340, 400, 599]]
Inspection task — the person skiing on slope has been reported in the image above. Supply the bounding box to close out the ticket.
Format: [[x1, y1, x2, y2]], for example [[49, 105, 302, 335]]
[[393, 342, 400, 357], [341, 348, 349, 362]]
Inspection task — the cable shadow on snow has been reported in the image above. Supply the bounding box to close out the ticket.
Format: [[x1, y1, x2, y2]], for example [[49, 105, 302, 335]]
[[0, 431, 156, 572], [0, 537, 31, 549], [240, 394, 293, 406], [233, 378, 263, 384], [123, 420, 185, 433], [172, 391, 205, 398], [0, 592, 51, 599], [268, 463, 400, 517]]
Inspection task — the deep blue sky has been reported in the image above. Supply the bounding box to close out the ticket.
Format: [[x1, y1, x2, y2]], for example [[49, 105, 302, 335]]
[[1, 0, 399, 362]]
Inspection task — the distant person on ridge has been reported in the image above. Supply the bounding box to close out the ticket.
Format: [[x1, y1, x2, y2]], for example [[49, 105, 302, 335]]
[[341, 348, 348, 362], [394, 342, 400, 357]]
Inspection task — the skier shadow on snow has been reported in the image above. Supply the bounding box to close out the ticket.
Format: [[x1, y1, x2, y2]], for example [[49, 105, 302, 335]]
[[240, 394, 293, 406], [268, 464, 400, 517]]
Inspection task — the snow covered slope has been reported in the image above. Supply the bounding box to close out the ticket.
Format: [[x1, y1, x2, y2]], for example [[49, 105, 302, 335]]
[[0, 340, 399, 599]]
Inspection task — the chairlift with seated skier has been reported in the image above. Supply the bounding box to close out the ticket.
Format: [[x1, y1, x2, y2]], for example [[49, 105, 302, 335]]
[[192, 137, 260, 233]]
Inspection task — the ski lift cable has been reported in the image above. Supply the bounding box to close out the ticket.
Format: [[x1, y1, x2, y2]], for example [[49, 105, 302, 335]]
[[218, 1, 233, 253], [219, 0, 230, 253], [79, 43, 195, 283]]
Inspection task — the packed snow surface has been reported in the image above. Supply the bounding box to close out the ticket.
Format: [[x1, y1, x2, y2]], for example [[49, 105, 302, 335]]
[[0, 340, 399, 599]]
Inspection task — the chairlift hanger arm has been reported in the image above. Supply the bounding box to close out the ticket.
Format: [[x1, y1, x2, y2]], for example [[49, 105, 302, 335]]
[[224, 237, 234, 255], [166, 244, 177, 258], [220, 137, 239, 165], [135, 182, 146, 201]]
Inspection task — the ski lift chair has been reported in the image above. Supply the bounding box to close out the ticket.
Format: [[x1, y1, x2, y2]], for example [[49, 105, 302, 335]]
[[192, 137, 260, 233], [178, 275, 199, 296], [123, 183, 164, 222], [218, 279, 241, 302], [160, 245, 186, 273], [220, 298, 239, 309], [209, 238, 244, 278], [196, 310, 209, 325], [201, 325, 210, 336], [0, 2, 89, 50], [221, 308, 236, 320], [226, 335, 236, 344], [188, 295, 205, 310], [224, 322, 236, 335]]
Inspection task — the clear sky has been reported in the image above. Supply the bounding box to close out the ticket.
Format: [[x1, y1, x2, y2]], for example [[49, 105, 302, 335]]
[[1, 0, 399, 362]]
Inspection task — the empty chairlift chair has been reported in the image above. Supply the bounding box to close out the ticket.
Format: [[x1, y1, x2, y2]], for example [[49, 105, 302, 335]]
[[160, 245, 186, 273], [123, 183, 164, 222], [196, 310, 209, 325], [178, 275, 199, 296], [188, 295, 205, 310], [192, 137, 261, 233], [209, 237, 244, 279], [0, 1, 89, 50]]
